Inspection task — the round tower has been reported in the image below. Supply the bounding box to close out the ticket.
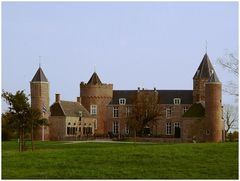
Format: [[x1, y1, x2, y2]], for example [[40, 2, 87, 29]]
[[80, 72, 113, 136], [204, 71, 223, 142], [30, 66, 49, 140], [193, 53, 214, 103]]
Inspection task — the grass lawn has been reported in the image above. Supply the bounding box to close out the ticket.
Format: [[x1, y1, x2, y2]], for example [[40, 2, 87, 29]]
[[2, 140, 238, 179]]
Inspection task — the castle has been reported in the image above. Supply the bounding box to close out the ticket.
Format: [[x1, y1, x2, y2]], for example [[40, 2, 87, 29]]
[[30, 53, 225, 142]]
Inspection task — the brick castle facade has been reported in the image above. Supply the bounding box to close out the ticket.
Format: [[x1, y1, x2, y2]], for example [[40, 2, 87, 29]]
[[30, 53, 224, 142]]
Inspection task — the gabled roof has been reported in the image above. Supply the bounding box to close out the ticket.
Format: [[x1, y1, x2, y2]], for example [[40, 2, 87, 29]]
[[193, 53, 214, 80], [31, 67, 48, 82], [183, 102, 205, 117], [109, 89, 193, 105], [87, 72, 102, 85], [50, 101, 92, 117], [208, 70, 220, 83]]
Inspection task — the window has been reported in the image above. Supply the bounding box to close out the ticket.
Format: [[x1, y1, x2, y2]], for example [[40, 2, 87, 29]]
[[67, 127, 77, 135], [206, 130, 210, 135], [174, 122, 180, 128], [90, 105, 97, 115], [166, 123, 172, 135], [119, 98, 126, 105], [126, 106, 132, 117], [183, 106, 188, 113], [166, 107, 172, 118], [83, 127, 92, 134], [125, 125, 129, 134], [113, 106, 119, 118], [113, 121, 119, 134], [173, 98, 181, 105], [79, 111, 82, 117]]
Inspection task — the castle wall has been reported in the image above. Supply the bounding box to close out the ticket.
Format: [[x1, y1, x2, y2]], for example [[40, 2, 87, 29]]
[[181, 117, 204, 142], [49, 116, 66, 140], [106, 105, 130, 135]]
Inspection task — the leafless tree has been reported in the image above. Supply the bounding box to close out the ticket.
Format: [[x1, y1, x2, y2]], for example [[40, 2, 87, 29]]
[[223, 104, 238, 137], [127, 90, 161, 138], [218, 52, 238, 97]]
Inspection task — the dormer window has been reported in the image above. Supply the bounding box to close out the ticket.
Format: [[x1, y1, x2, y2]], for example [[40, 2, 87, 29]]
[[173, 98, 181, 105], [119, 98, 126, 105]]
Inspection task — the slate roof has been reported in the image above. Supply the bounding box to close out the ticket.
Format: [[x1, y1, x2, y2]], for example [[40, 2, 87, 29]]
[[193, 53, 214, 79], [50, 101, 92, 117], [87, 72, 102, 85], [109, 90, 137, 104], [208, 70, 220, 83], [158, 90, 193, 104], [31, 67, 48, 82], [109, 90, 193, 105]]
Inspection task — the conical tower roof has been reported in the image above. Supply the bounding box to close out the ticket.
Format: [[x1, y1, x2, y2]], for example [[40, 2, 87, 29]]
[[87, 72, 102, 85], [193, 53, 214, 79], [31, 67, 48, 82], [207, 70, 220, 83]]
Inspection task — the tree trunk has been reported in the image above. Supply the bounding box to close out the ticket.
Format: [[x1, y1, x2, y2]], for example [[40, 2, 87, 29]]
[[19, 127, 21, 152], [31, 121, 34, 151]]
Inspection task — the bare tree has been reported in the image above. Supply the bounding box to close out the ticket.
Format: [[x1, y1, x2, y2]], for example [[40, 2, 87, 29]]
[[218, 52, 238, 97], [127, 90, 160, 138], [223, 104, 238, 137]]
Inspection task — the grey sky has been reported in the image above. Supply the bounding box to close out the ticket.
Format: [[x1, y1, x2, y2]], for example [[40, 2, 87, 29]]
[[2, 2, 238, 111]]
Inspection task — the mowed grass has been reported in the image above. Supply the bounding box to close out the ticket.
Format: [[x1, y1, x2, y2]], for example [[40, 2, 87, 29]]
[[2, 141, 238, 179]]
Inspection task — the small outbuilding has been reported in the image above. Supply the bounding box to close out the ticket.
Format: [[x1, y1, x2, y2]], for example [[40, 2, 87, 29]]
[[49, 94, 96, 140]]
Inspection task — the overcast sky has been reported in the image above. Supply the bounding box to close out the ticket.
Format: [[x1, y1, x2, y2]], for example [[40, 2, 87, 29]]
[[2, 2, 238, 111]]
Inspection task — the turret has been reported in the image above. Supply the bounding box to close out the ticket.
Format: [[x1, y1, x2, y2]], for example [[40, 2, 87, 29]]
[[193, 53, 214, 103], [204, 70, 224, 142], [80, 72, 113, 135], [30, 66, 49, 140]]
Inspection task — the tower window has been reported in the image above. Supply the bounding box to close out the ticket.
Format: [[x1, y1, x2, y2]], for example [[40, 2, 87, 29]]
[[119, 98, 126, 105], [90, 105, 97, 115], [173, 98, 181, 105], [206, 130, 210, 135]]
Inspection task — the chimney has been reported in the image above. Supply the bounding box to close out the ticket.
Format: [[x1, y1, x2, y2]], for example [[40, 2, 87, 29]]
[[137, 87, 140, 92], [77, 97, 81, 104], [56, 94, 60, 103], [154, 87, 156, 92]]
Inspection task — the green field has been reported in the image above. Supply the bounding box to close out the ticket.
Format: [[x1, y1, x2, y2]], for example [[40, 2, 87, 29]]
[[2, 141, 238, 179]]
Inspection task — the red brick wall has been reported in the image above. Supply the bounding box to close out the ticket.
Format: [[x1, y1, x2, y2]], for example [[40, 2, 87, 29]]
[[205, 82, 223, 142]]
